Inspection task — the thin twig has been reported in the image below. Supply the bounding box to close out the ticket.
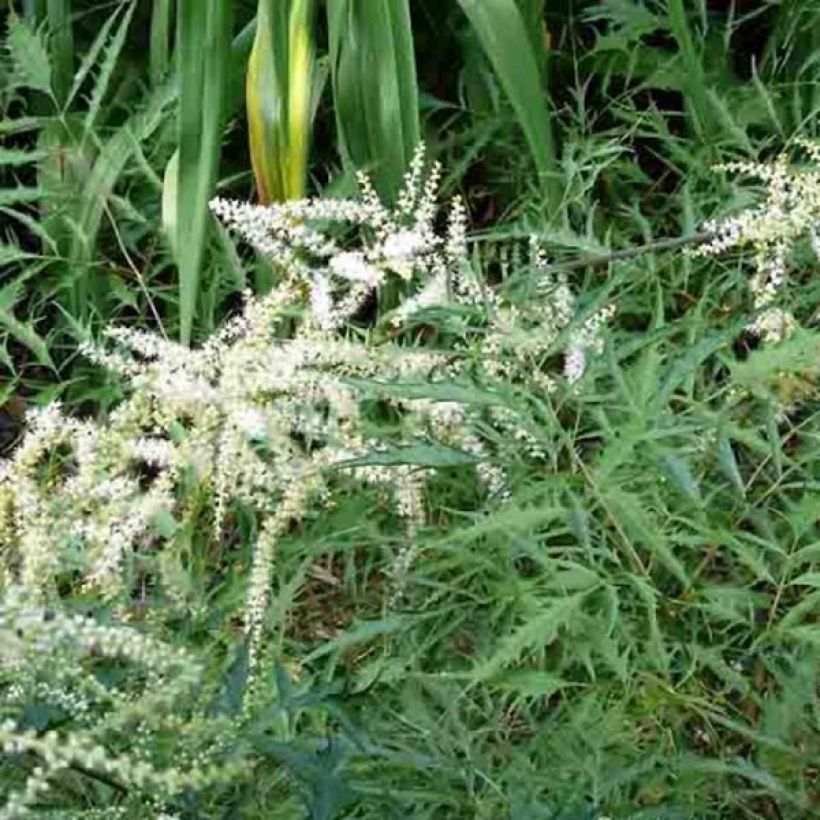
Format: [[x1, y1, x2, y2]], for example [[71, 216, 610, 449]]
[[68, 762, 129, 795], [102, 199, 168, 339], [377, 229, 715, 343], [541, 230, 715, 275]]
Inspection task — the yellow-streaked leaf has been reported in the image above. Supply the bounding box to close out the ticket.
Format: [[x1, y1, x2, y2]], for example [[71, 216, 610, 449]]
[[247, 0, 315, 204]]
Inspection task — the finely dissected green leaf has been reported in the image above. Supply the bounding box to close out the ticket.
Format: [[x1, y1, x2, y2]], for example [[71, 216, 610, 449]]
[[0, 187, 47, 206], [0, 117, 44, 135], [67, 81, 174, 316], [0, 148, 48, 165], [656, 323, 740, 407], [455, 0, 557, 205], [0, 243, 34, 265], [246, 0, 315, 203], [338, 443, 479, 469], [660, 452, 703, 506], [83, 2, 136, 136], [0, 296, 55, 370], [732, 327, 820, 388], [606, 487, 690, 586], [328, 0, 419, 199], [64, 3, 121, 111], [472, 593, 589, 681], [0, 206, 59, 253], [7, 13, 53, 96], [176, 0, 233, 344], [489, 670, 573, 698], [716, 434, 745, 496]]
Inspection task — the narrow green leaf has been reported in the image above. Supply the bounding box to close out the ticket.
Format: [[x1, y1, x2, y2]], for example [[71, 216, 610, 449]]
[[67, 81, 174, 317], [0, 243, 34, 265], [456, 0, 558, 206], [0, 148, 49, 166], [150, 0, 174, 87], [302, 616, 410, 663], [788, 572, 820, 588], [342, 377, 503, 406], [666, 0, 710, 140], [0, 117, 44, 135], [0, 188, 47, 206], [161, 149, 179, 257], [716, 435, 745, 496], [246, 0, 315, 203], [338, 443, 478, 469], [176, 0, 233, 343]]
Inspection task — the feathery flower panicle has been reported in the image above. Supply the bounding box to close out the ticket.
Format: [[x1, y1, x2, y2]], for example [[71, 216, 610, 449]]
[[0, 588, 239, 818], [0, 149, 612, 679], [695, 140, 820, 342]]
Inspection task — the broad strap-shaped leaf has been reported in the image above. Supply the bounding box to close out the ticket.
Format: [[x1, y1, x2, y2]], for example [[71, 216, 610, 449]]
[[456, 0, 558, 205], [246, 0, 316, 203], [327, 0, 419, 200]]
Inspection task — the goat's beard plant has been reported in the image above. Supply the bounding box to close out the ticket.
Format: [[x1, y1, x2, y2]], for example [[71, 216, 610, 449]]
[[0, 149, 613, 816], [0, 147, 612, 673], [2, 144, 819, 817]]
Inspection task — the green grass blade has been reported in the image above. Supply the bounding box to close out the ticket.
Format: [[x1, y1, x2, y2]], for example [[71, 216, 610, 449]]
[[666, 0, 710, 140], [150, 0, 174, 87], [162, 148, 179, 259], [456, 0, 559, 209], [176, 0, 232, 344]]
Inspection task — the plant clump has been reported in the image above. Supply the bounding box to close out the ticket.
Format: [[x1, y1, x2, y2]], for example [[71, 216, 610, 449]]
[[0, 149, 612, 675]]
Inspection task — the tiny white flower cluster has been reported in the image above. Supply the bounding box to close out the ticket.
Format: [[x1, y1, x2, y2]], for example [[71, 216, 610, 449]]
[[0, 591, 240, 818], [0, 148, 612, 675], [695, 139, 820, 343]]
